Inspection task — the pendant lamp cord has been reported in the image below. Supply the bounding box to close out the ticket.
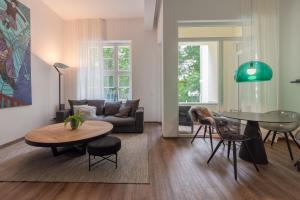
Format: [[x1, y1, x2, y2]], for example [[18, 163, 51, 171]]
[[250, 0, 254, 62]]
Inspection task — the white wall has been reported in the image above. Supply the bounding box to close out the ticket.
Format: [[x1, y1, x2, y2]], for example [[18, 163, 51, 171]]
[[106, 18, 162, 122], [157, 0, 163, 44], [162, 0, 241, 137], [0, 0, 64, 145], [279, 0, 300, 112]]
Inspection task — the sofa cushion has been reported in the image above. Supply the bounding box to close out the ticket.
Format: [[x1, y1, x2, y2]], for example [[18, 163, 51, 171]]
[[104, 101, 122, 115], [115, 105, 131, 118], [95, 115, 105, 121], [73, 105, 97, 119], [103, 116, 135, 126], [87, 100, 105, 115], [125, 99, 140, 116], [68, 99, 88, 114]]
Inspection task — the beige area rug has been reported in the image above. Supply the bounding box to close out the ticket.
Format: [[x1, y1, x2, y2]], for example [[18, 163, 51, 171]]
[[0, 133, 149, 183]]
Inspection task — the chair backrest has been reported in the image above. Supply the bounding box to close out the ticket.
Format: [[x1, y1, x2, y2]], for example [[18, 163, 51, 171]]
[[262, 110, 300, 131], [213, 117, 242, 140], [188, 106, 213, 122], [213, 117, 230, 139], [265, 110, 300, 120]]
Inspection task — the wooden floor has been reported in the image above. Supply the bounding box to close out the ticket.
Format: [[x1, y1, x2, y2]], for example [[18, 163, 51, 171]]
[[0, 123, 300, 200]]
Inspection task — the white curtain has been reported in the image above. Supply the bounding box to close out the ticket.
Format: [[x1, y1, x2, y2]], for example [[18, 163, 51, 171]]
[[63, 19, 106, 102], [239, 0, 279, 112]]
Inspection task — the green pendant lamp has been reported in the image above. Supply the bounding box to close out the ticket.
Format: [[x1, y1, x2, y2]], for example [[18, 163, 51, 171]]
[[235, 0, 273, 83], [235, 61, 273, 82]]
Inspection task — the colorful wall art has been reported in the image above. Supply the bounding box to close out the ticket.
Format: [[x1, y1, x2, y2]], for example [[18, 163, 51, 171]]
[[0, 0, 31, 108]]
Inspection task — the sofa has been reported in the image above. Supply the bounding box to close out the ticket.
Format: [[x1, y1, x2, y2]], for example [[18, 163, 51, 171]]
[[68, 99, 144, 133]]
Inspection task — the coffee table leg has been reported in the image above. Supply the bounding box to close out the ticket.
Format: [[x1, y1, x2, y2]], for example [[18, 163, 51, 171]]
[[75, 144, 87, 155], [50, 145, 87, 157], [239, 121, 268, 164], [51, 147, 59, 157]]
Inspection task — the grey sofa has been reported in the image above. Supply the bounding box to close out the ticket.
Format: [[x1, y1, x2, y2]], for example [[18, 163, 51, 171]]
[[68, 100, 144, 133]]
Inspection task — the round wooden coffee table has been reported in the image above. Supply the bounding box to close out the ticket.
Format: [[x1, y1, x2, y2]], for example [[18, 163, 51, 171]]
[[25, 121, 113, 156]]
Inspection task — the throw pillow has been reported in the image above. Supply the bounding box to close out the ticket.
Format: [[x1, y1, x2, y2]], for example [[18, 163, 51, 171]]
[[68, 99, 88, 114], [104, 101, 122, 115], [115, 105, 132, 118], [125, 99, 140, 116], [87, 100, 105, 115], [73, 105, 97, 119]]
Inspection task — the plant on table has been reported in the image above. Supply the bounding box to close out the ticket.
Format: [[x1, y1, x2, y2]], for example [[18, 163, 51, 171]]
[[64, 111, 85, 130]]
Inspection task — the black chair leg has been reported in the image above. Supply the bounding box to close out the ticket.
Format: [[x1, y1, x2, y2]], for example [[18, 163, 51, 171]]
[[289, 131, 300, 149], [203, 126, 207, 139], [207, 140, 223, 164], [284, 132, 294, 160], [191, 126, 202, 144], [227, 141, 231, 159], [263, 130, 272, 143], [209, 126, 213, 151], [233, 141, 238, 181], [243, 142, 259, 172], [271, 132, 277, 146]]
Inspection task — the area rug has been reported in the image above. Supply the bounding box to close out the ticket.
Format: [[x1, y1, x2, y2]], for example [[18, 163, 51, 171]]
[[0, 133, 149, 184]]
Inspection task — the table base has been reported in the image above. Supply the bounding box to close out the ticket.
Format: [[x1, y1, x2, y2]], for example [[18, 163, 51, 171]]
[[51, 144, 87, 157], [239, 121, 268, 165]]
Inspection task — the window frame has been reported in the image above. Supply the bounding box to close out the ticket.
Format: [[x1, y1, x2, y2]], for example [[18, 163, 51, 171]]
[[103, 41, 132, 102]]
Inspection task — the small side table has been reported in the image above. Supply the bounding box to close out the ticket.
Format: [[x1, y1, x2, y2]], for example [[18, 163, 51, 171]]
[[56, 110, 70, 123]]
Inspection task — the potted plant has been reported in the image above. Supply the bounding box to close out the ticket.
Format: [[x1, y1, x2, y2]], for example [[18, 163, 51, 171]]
[[64, 111, 85, 130]]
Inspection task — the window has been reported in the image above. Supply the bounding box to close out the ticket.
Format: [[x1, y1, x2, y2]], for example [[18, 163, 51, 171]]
[[103, 43, 132, 101], [178, 41, 219, 104]]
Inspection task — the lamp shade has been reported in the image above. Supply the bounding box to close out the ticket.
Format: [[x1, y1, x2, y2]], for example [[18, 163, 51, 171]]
[[53, 63, 69, 69], [234, 61, 273, 82]]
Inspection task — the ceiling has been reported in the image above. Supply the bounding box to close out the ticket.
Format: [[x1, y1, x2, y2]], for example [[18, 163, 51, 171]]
[[41, 0, 144, 20]]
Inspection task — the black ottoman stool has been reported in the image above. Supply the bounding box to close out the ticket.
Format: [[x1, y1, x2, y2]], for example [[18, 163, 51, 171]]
[[87, 136, 121, 171]]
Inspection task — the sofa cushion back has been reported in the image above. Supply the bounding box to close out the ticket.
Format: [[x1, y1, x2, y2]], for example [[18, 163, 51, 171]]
[[87, 100, 105, 115], [104, 101, 122, 115], [125, 99, 140, 117], [68, 99, 88, 115], [115, 104, 132, 118]]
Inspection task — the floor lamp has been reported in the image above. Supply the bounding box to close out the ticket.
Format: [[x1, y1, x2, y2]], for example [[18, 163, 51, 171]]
[[53, 63, 69, 110]]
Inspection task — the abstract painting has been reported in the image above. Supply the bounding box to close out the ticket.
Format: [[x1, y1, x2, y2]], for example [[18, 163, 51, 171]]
[[0, 0, 31, 108]]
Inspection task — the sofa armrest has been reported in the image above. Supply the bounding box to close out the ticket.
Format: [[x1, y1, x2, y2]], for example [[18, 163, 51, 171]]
[[135, 107, 144, 133]]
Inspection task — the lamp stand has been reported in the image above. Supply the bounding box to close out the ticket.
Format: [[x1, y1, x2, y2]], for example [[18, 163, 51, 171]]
[[54, 66, 64, 111], [58, 73, 65, 110]]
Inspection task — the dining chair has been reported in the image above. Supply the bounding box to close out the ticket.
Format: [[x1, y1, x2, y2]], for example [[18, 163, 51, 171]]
[[189, 106, 215, 151], [260, 111, 300, 160], [207, 117, 259, 181]]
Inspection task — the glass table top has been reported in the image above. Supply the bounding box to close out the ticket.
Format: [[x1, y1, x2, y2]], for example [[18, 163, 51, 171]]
[[221, 111, 299, 123]]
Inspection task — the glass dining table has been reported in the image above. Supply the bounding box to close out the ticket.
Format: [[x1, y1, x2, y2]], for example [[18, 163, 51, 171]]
[[221, 111, 298, 165]]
